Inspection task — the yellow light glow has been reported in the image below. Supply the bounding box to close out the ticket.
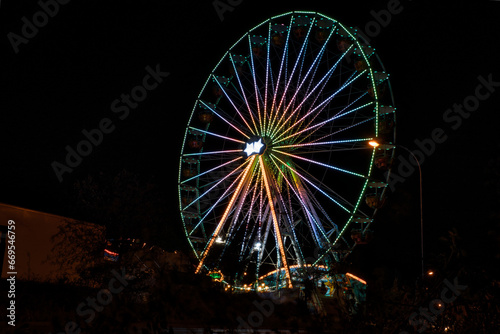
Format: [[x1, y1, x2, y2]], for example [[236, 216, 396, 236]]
[[257, 264, 328, 280], [259, 155, 293, 288], [346, 272, 367, 285], [368, 140, 380, 148]]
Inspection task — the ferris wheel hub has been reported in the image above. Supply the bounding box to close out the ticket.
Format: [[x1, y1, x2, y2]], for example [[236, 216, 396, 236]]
[[243, 137, 266, 157]]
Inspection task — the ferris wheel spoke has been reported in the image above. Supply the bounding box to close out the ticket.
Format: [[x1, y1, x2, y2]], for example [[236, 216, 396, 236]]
[[277, 158, 331, 242], [294, 115, 376, 150], [198, 100, 250, 139], [317, 116, 377, 142], [269, 19, 332, 134], [212, 79, 257, 136], [269, 44, 355, 139], [309, 70, 368, 116], [258, 176, 265, 236], [273, 100, 374, 145], [227, 55, 260, 135], [247, 35, 266, 134], [259, 155, 293, 288], [195, 156, 257, 274], [182, 157, 244, 209], [219, 166, 257, 261], [256, 196, 272, 278], [291, 97, 373, 144], [229, 82, 262, 130], [271, 158, 329, 250], [269, 27, 334, 137], [238, 180, 260, 262], [306, 188, 339, 237], [298, 180, 337, 244], [295, 161, 364, 216], [268, 17, 316, 136], [272, 154, 354, 215], [308, 92, 371, 127], [264, 22, 272, 120], [301, 28, 336, 95], [272, 149, 367, 179], [294, 42, 353, 102], [267, 15, 294, 137], [266, 161, 307, 266], [188, 127, 246, 145], [187, 160, 250, 235], [239, 223, 259, 263], [183, 149, 243, 158], [274, 137, 374, 150]]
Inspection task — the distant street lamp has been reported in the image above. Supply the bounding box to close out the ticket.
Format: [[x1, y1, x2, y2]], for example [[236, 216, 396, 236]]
[[369, 138, 424, 278], [368, 140, 380, 148]]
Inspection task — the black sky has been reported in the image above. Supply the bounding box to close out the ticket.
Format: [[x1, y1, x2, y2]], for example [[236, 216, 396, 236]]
[[2, 0, 500, 275]]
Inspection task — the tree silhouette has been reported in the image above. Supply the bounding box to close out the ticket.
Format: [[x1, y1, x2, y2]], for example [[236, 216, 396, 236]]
[[48, 218, 106, 286], [69, 169, 185, 251]]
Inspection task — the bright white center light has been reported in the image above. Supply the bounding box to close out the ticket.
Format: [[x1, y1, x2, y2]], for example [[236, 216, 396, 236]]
[[244, 138, 265, 157]]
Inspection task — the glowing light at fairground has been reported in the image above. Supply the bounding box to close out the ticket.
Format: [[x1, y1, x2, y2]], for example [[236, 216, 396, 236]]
[[178, 11, 396, 290]]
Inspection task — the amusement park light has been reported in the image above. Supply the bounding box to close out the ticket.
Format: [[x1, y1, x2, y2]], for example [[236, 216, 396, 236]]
[[215, 236, 224, 244], [346, 272, 367, 285], [253, 242, 262, 250], [368, 138, 395, 149], [244, 138, 265, 157]]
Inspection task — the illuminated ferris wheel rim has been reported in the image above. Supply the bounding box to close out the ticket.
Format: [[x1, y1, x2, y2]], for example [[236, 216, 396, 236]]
[[178, 10, 396, 289]]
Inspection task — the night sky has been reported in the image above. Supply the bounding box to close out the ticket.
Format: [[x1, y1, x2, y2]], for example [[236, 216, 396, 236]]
[[2, 1, 500, 278]]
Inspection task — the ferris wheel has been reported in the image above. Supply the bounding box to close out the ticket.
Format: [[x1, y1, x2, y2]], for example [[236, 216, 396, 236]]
[[178, 11, 396, 290]]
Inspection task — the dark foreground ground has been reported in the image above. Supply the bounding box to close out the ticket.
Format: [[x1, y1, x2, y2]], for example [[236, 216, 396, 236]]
[[1, 260, 499, 334]]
